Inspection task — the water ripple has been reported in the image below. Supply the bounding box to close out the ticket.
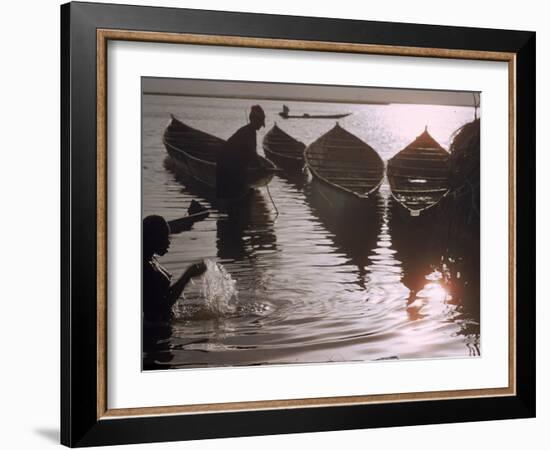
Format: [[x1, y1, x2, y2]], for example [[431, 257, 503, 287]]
[[142, 95, 480, 369]]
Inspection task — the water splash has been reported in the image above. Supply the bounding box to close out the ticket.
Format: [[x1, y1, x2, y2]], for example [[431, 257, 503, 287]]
[[200, 259, 238, 316]]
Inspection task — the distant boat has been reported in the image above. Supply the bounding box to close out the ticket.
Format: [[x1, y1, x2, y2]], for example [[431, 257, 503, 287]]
[[279, 104, 350, 120], [162, 114, 277, 192], [387, 127, 450, 217], [262, 123, 306, 173], [305, 123, 384, 211]]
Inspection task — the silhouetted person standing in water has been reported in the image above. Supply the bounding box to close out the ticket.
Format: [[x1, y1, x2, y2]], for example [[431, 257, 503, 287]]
[[143, 215, 206, 323], [216, 105, 266, 199]]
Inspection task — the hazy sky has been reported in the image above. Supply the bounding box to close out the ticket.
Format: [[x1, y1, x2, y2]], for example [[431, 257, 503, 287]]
[[142, 77, 479, 107]]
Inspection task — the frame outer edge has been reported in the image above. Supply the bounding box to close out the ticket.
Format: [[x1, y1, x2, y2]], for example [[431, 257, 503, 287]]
[[515, 32, 536, 415], [65, 2, 103, 447], [69, 1, 534, 52], [63, 2, 535, 446], [60, 2, 72, 446]]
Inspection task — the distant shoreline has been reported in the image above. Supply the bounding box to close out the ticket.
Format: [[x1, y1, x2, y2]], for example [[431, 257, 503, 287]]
[[142, 91, 391, 105], [142, 76, 479, 108]]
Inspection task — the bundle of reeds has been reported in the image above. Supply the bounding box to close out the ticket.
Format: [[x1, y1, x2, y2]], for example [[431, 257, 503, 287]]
[[449, 118, 480, 220]]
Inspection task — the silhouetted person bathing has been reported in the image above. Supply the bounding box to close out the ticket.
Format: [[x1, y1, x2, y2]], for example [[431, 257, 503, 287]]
[[216, 105, 266, 199], [143, 215, 207, 323]]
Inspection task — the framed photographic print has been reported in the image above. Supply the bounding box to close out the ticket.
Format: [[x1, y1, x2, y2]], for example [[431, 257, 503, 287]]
[[61, 1, 535, 447]]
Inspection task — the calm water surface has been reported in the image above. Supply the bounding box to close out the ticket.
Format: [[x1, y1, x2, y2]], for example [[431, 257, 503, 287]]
[[142, 95, 480, 369]]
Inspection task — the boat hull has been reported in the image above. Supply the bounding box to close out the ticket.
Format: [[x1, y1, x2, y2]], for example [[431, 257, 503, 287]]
[[309, 175, 379, 216], [264, 148, 304, 173], [387, 128, 450, 215], [304, 123, 384, 214], [165, 152, 275, 194], [162, 117, 275, 194], [262, 124, 305, 173], [164, 145, 217, 188]]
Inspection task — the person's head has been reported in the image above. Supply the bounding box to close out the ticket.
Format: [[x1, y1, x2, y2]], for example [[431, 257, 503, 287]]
[[143, 215, 170, 258], [249, 105, 265, 130]]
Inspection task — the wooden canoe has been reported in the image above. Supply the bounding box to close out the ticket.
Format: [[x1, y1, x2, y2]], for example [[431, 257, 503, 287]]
[[166, 200, 209, 234], [162, 114, 276, 191], [387, 127, 450, 217], [262, 123, 306, 173], [305, 123, 384, 210]]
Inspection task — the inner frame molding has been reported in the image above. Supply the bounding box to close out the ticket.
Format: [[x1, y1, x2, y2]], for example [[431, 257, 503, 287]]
[[95, 28, 516, 420]]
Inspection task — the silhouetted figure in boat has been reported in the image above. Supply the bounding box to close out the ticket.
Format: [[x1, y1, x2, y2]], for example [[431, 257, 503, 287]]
[[216, 105, 266, 200], [142, 215, 207, 324], [280, 104, 290, 118]]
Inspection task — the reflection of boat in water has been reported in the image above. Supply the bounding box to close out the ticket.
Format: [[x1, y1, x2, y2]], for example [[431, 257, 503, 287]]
[[389, 198, 451, 297], [262, 123, 305, 173], [387, 127, 450, 219], [389, 205, 448, 297], [305, 123, 384, 214], [162, 114, 277, 192], [276, 169, 308, 192], [388, 193, 451, 296], [279, 104, 350, 120], [304, 183, 380, 288], [216, 190, 277, 263]]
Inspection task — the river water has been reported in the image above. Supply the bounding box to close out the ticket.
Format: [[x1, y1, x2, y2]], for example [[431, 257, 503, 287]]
[[142, 94, 480, 369]]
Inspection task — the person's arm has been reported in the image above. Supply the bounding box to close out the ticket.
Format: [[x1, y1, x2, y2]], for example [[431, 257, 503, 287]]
[[166, 261, 207, 306]]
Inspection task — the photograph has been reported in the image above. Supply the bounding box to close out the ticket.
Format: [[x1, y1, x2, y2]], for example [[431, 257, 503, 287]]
[[141, 78, 481, 370]]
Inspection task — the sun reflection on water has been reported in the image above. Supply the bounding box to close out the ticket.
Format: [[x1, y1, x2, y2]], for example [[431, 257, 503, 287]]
[[142, 95, 480, 368]]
